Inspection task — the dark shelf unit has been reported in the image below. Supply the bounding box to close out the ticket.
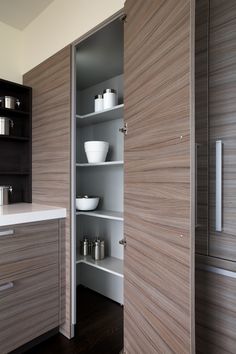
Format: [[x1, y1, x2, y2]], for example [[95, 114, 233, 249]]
[[0, 78, 32, 203], [0, 135, 29, 141]]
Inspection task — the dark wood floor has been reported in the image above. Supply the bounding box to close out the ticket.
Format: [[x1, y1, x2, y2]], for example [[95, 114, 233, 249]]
[[24, 286, 123, 354]]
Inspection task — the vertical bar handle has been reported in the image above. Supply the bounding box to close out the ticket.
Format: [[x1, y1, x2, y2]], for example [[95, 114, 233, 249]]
[[216, 140, 223, 232], [195, 143, 200, 227]]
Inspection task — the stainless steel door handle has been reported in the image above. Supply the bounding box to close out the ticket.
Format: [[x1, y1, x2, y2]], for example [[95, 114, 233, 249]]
[[0, 282, 14, 292], [0, 229, 14, 237], [216, 140, 223, 232]]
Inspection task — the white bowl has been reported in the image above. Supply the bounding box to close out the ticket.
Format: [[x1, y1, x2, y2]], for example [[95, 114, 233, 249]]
[[76, 196, 99, 211], [84, 141, 109, 163]]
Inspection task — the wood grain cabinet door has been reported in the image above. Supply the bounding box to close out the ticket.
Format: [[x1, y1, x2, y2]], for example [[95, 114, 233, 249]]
[[123, 1, 195, 353], [23, 46, 72, 338], [208, 0, 236, 262]]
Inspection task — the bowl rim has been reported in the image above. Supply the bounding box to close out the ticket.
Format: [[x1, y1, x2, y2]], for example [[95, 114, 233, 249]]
[[76, 196, 99, 200], [84, 141, 109, 145]]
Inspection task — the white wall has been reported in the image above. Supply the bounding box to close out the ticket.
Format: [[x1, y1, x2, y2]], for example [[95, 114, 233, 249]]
[[0, 21, 22, 83], [22, 0, 125, 74]]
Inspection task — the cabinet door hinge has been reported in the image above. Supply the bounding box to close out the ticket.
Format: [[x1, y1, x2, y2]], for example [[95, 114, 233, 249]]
[[119, 238, 127, 247], [119, 123, 128, 135]]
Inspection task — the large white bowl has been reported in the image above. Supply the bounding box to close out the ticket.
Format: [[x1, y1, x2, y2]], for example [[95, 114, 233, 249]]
[[76, 196, 99, 211], [84, 141, 109, 163]]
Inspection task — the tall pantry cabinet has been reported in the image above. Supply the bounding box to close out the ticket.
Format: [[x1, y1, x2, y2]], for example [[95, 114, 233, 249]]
[[25, 0, 195, 352]]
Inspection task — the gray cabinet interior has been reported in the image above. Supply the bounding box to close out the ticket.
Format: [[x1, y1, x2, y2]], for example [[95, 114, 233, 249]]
[[74, 17, 124, 306]]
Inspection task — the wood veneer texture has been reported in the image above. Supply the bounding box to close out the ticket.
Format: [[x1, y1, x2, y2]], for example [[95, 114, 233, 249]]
[[23, 46, 72, 338], [208, 0, 236, 261], [0, 220, 59, 354], [124, 0, 194, 353], [195, 0, 209, 255], [195, 255, 236, 354]]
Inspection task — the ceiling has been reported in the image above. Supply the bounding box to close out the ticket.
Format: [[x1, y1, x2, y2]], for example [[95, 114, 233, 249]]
[[0, 0, 54, 30]]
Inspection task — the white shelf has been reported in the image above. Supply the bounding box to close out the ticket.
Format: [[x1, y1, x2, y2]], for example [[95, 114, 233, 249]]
[[76, 161, 123, 167], [76, 210, 123, 221], [76, 104, 124, 126], [76, 254, 123, 278]]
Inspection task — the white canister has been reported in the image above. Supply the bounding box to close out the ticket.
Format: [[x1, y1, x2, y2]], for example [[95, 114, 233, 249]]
[[94, 94, 104, 112], [103, 89, 117, 110]]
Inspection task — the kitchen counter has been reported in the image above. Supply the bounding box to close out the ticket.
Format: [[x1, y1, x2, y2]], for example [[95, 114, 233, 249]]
[[0, 203, 66, 227]]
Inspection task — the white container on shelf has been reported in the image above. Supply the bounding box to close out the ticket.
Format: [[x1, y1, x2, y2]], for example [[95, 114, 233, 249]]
[[94, 94, 104, 112], [103, 89, 117, 109], [84, 141, 109, 163], [76, 196, 100, 211]]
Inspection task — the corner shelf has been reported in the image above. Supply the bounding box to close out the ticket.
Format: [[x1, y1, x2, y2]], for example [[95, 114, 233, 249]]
[[0, 107, 30, 118], [76, 209, 123, 221], [76, 254, 123, 278], [76, 161, 123, 167], [0, 135, 29, 141], [76, 104, 124, 126], [0, 171, 30, 175]]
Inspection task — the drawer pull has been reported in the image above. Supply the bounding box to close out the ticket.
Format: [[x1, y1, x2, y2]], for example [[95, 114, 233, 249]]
[[0, 229, 14, 237], [0, 282, 14, 292]]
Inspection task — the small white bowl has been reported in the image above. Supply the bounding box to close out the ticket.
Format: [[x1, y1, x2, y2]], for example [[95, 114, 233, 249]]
[[84, 141, 109, 163], [76, 196, 99, 211]]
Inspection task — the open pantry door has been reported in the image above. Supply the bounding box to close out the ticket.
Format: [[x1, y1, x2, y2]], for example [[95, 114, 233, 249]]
[[123, 0, 195, 353]]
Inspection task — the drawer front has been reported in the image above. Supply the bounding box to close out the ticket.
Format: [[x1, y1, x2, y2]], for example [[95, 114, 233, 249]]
[[0, 265, 59, 354], [0, 220, 59, 282]]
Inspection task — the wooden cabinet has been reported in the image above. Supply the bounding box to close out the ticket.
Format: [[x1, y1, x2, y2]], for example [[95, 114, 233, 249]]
[[0, 220, 61, 354], [196, 255, 236, 354], [23, 46, 72, 339], [208, 0, 236, 262], [123, 0, 195, 353], [24, 2, 196, 352], [195, 1, 236, 353]]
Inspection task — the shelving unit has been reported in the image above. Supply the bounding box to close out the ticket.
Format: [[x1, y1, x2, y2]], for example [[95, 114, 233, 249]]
[[0, 135, 29, 141], [0, 107, 30, 117], [76, 210, 123, 221], [76, 104, 124, 126], [76, 161, 123, 167], [74, 17, 124, 306], [76, 254, 123, 278], [0, 79, 32, 203]]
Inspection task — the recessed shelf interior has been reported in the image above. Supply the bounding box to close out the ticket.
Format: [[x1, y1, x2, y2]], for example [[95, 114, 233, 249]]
[[75, 16, 124, 305], [76, 254, 123, 278], [76, 215, 123, 259], [77, 118, 124, 164]]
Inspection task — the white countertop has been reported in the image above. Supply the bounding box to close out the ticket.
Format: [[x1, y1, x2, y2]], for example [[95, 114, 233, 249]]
[[0, 203, 66, 227]]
